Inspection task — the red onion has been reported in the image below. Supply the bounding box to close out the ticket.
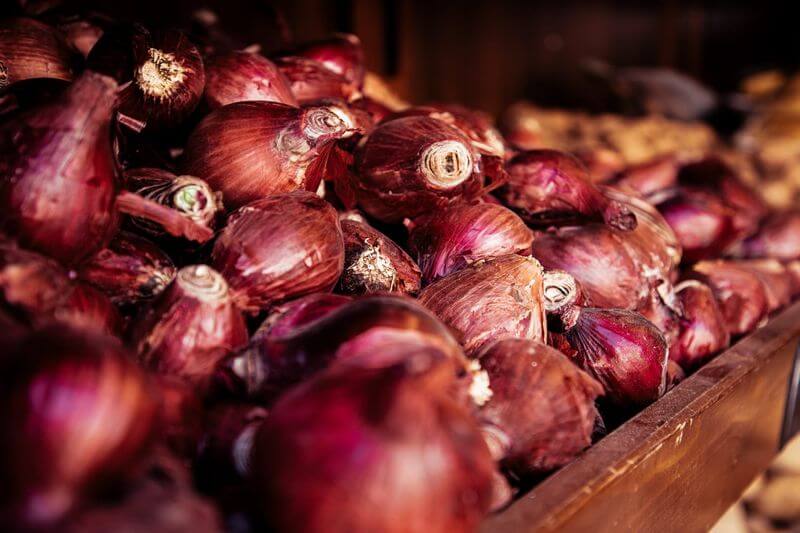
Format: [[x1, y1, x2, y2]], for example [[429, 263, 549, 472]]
[[669, 280, 730, 372], [407, 202, 533, 284], [250, 350, 494, 533], [291, 33, 365, 89], [418, 255, 547, 356], [155, 377, 204, 458], [684, 260, 769, 336], [215, 295, 465, 401], [0, 18, 76, 90], [638, 285, 681, 349], [273, 55, 358, 103], [0, 325, 158, 528], [476, 338, 602, 477], [211, 192, 344, 312], [337, 219, 421, 295], [737, 211, 800, 261], [532, 224, 649, 310], [131, 265, 248, 390], [204, 51, 297, 109], [733, 259, 794, 313], [183, 101, 361, 210], [254, 293, 352, 341], [498, 150, 637, 230], [78, 231, 176, 306], [612, 157, 678, 197], [347, 116, 486, 222]]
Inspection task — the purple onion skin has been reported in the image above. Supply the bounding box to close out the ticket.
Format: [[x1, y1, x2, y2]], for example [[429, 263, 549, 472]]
[[733, 259, 794, 313], [684, 260, 769, 336], [211, 192, 345, 313], [407, 202, 533, 284], [78, 231, 176, 306], [0, 325, 158, 529], [532, 224, 649, 310], [274, 55, 357, 104], [250, 353, 495, 533], [565, 308, 668, 408], [131, 265, 249, 391], [255, 293, 352, 341], [51, 282, 123, 338], [204, 51, 297, 109], [155, 377, 204, 459], [737, 211, 800, 261], [349, 116, 485, 222], [477, 339, 602, 477], [215, 295, 465, 402], [291, 33, 366, 89], [669, 281, 730, 372], [0, 18, 76, 89], [0, 72, 119, 265], [498, 150, 637, 230], [418, 255, 547, 356], [337, 219, 421, 295], [612, 157, 679, 197]]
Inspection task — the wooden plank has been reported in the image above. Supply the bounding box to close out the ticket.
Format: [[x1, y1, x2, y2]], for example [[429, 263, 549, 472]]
[[483, 301, 800, 533]]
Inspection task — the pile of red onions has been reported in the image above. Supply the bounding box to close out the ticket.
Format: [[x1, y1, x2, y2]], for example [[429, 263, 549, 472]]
[[0, 10, 798, 532]]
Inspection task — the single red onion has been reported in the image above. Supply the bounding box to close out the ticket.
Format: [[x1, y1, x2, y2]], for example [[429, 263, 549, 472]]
[[78, 231, 176, 306], [611, 157, 679, 197], [204, 50, 297, 109], [215, 295, 465, 402], [476, 338, 602, 477], [337, 219, 421, 295], [498, 150, 637, 230], [684, 260, 769, 336], [254, 293, 352, 341], [531, 224, 649, 310], [733, 259, 794, 313], [0, 325, 158, 528], [0, 18, 76, 90], [131, 265, 248, 391], [250, 350, 495, 533], [669, 280, 730, 372], [273, 55, 358, 103], [406, 202, 533, 284], [418, 255, 547, 356], [183, 101, 361, 209], [637, 285, 681, 349], [211, 192, 344, 312], [290, 33, 365, 89], [347, 116, 487, 222], [736, 211, 800, 261]]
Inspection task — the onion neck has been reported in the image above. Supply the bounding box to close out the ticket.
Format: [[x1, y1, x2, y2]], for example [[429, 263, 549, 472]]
[[176, 265, 229, 303], [136, 48, 186, 101], [116, 191, 213, 243], [542, 270, 582, 333], [420, 140, 473, 189], [171, 177, 218, 226]]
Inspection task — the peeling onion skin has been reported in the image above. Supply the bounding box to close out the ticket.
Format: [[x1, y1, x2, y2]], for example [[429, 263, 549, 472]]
[[736, 211, 800, 261], [250, 352, 495, 533], [477, 339, 603, 477], [337, 219, 421, 296], [0, 72, 119, 265], [291, 33, 366, 89], [349, 116, 485, 222], [669, 280, 730, 372], [531, 224, 649, 310], [274, 55, 358, 104], [78, 231, 177, 306], [204, 51, 297, 109], [183, 101, 360, 210], [211, 192, 345, 313], [407, 202, 533, 284], [684, 260, 769, 336], [131, 265, 248, 391], [0, 326, 158, 529], [418, 255, 547, 356], [0, 18, 76, 90], [498, 150, 637, 230]]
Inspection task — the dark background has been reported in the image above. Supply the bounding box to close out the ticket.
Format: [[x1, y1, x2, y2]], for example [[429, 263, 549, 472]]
[[6, 0, 799, 115]]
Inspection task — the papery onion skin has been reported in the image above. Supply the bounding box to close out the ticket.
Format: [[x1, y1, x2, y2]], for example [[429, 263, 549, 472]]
[[0, 18, 76, 90], [250, 352, 494, 533], [531, 224, 649, 310], [254, 293, 352, 341], [733, 259, 794, 313], [184, 102, 360, 210], [418, 255, 546, 356], [131, 265, 248, 390], [612, 157, 679, 198], [51, 282, 123, 337], [274, 55, 357, 103], [669, 280, 730, 372], [350, 116, 484, 222], [337, 219, 421, 295], [498, 150, 636, 230], [407, 202, 533, 284], [0, 325, 158, 528], [215, 295, 465, 402], [351, 96, 392, 123], [737, 211, 800, 261], [0, 71, 119, 265], [155, 377, 204, 459], [78, 231, 176, 306], [291, 33, 365, 89], [684, 260, 769, 336], [204, 51, 297, 109], [211, 192, 344, 312], [477, 338, 602, 477]]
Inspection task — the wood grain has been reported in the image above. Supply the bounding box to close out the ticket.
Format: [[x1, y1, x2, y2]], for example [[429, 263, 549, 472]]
[[483, 301, 800, 533]]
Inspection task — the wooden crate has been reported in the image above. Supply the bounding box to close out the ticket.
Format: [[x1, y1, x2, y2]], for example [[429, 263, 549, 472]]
[[483, 302, 800, 533]]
